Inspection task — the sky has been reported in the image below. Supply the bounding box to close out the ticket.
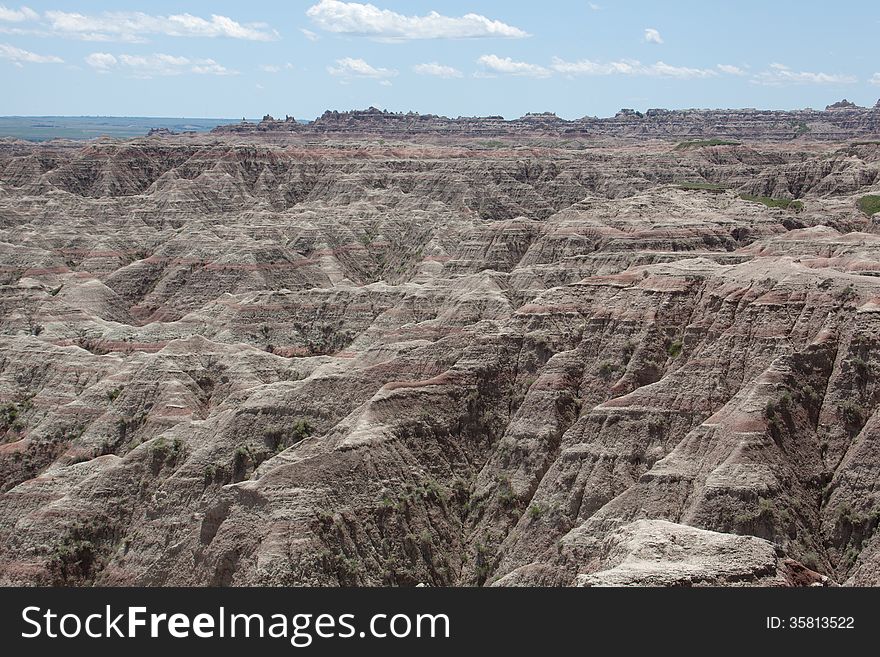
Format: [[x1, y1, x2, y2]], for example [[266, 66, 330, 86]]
[[1, 0, 879, 119]]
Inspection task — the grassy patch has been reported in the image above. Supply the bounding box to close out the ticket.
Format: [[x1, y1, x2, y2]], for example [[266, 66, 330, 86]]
[[676, 182, 729, 192], [674, 139, 741, 150], [857, 195, 880, 217], [793, 121, 810, 137], [740, 194, 804, 212], [0, 401, 28, 435]]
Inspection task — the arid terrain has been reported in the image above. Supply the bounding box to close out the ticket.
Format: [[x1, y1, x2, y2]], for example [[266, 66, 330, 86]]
[[2, 102, 880, 587]]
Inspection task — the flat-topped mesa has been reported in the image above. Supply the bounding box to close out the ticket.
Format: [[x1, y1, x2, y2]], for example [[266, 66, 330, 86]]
[[211, 103, 880, 142]]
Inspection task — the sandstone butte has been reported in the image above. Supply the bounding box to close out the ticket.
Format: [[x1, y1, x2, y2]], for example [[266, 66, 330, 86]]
[[2, 102, 880, 587]]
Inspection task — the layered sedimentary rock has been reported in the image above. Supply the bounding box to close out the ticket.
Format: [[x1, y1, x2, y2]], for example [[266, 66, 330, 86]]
[[215, 102, 880, 143], [1, 112, 880, 587]]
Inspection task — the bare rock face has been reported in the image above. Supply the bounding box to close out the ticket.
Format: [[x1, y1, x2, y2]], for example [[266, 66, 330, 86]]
[[1, 113, 880, 587], [495, 519, 826, 587]]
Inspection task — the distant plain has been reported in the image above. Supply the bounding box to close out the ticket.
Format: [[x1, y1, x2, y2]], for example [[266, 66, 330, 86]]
[[0, 116, 251, 141]]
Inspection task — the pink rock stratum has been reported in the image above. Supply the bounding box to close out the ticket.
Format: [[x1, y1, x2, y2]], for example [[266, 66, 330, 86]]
[[2, 109, 880, 586]]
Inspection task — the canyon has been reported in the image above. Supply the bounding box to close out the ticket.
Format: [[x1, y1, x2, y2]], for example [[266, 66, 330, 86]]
[[1, 103, 880, 587]]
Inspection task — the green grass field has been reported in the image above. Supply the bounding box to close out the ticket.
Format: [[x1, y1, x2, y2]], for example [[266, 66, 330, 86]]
[[739, 194, 804, 211], [858, 195, 880, 216]]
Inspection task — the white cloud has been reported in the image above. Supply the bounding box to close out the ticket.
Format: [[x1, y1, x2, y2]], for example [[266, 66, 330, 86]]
[[84, 51, 116, 71], [649, 61, 714, 78], [477, 54, 551, 78], [300, 27, 320, 41], [551, 56, 716, 79], [84, 51, 237, 78], [0, 41, 62, 63], [327, 56, 397, 80], [717, 64, 746, 76], [644, 28, 663, 44], [588, 3, 601, 10], [306, 0, 528, 40], [752, 63, 857, 86], [44, 10, 278, 42], [260, 63, 294, 73], [871, 73, 880, 86], [0, 5, 38, 22], [412, 62, 463, 78]]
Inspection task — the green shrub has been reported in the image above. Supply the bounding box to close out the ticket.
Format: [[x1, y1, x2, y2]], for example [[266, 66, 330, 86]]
[[839, 401, 863, 428], [151, 437, 184, 462], [850, 357, 870, 380], [290, 419, 313, 443], [800, 551, 821, 571], [667, 340, 683, 358], [597, 361, 617, 381], [496, 475, 518, 508], [835, 285, 856, 304]]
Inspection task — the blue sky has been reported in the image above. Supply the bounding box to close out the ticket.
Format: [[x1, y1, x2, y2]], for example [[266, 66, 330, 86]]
[[1, 0, 878, 119]]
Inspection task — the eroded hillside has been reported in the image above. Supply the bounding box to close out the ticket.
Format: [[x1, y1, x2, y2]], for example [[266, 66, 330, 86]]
[[2, 128, 880, 586]]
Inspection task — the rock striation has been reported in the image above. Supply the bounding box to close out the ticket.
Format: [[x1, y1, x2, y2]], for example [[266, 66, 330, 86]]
[[1, 107, 880, 586], [214, 103, 880, 143]]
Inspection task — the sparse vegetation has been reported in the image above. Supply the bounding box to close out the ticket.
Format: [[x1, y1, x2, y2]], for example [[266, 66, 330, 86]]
[[800, 551, 821, 571], [597, 360, 618, 381], [496, 475, 518, 509], [265, 419, 314, 454], [839, 401, 864, 428], [74, 333, 111, 355], [290, 419, 313, 443], [764, 395, 788, 432], [150, 437, 185, 463], [234, 445, 253, 465], [733, 496, 793, 539], [835, 285, 857, 304], [676, 181, 729, 192], [674, 139, 740, 150], [850, 356, 870, 381], [49, 533, 97, 585]]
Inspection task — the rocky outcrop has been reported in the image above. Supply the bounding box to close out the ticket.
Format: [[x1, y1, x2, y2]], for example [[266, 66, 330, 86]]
[[495, 520, 828, 587]]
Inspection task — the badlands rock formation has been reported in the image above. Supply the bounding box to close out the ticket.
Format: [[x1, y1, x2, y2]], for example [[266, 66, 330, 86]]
[[218, 102, 880, 142], [1, 106, 880, 587]]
